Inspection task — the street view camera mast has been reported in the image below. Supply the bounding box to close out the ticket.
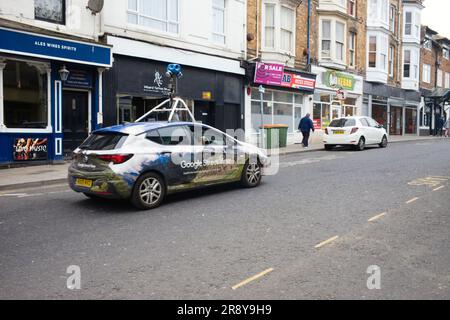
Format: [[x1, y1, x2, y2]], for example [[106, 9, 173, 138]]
[[135, 64, 196, 123]]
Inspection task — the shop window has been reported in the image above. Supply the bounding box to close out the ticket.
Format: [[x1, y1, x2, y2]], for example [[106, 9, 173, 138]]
[[250, 89, 303, 133], [212, 0, 226, 45], [3, 60, 48, 129], [405, 108, 417, 134], [35, 0, 65, 25], [127, 0, 179, 34]]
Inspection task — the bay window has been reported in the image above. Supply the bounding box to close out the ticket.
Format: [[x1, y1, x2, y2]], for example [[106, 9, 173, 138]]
[[403, 50, 411, 78], [321, 20, 331, 58], [127, 0, 179, 34], [405, 12, 412, 35], [335, 22, 345, 61], [280, 6, 294, 52], [369, 36, 377, 68], [320, 19, 346, 64], [262, 3, 295, 54]]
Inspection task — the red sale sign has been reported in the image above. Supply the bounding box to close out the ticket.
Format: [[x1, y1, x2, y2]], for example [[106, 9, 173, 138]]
[[281, 73, 316, 91]]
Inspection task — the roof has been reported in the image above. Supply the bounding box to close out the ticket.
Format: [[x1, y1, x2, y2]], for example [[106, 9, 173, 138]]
[[94, 121, 195, 135]]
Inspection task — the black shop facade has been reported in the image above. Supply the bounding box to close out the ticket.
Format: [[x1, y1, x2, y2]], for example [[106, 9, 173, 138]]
[[102, 54, 245, 132]]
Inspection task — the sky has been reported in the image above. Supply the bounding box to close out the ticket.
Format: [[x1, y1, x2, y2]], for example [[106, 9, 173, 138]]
[[421, 0, 450, 38]]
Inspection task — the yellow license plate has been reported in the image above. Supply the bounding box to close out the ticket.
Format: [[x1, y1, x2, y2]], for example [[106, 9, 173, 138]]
[[75, 178, 93, 188], [334, 130, 345, 134]]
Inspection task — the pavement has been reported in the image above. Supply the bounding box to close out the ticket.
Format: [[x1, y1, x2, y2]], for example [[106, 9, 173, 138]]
[[0, 135, 446, 191], [0, 138, 449, 299]]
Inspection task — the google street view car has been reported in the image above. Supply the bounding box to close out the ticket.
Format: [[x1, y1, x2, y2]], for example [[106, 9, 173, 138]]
[[68, 121, 268, 209]]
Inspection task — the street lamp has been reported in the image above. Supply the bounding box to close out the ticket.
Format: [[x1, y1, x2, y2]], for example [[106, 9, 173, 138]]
[[58, 65, 70, 81]]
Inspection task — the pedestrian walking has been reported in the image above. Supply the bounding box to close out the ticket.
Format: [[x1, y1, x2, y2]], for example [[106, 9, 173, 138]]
[[298, 113, 315, 148], [444, 118, 450, 138]]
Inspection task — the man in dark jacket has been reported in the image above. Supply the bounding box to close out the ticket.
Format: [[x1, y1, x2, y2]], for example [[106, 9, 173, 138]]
[[298, 113, 315, 148]]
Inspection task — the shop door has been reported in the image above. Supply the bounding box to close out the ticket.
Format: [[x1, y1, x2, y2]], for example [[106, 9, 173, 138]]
[[390, 106, 403, 135], [194, 101, 215, 127], [63, 91, 89, 154]]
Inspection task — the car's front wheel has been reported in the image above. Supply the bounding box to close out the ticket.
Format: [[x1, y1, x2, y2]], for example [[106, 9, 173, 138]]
[[241, 160, 262, 188], [131, 172, 166, 210], [379, 135, 388, 148]]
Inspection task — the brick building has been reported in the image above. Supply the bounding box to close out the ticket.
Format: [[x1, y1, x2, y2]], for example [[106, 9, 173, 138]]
[[419, 26, 450, 135]]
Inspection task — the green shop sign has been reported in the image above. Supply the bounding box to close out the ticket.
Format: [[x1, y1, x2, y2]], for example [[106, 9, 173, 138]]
[[323, 71, 355, 91]]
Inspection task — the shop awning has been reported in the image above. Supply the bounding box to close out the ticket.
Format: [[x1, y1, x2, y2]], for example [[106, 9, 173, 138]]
[[425, 88, 450, 101], [0, 24, 112, 67]]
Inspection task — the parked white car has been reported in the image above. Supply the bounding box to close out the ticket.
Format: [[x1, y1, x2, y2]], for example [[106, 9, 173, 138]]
[[323, 116, 388, 151]]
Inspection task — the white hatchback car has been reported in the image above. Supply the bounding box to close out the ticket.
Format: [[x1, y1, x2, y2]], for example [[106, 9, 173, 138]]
[[323, 116, 388, 151]]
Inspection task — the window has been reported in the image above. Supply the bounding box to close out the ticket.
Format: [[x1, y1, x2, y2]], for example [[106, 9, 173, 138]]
[[34, 0, 65, 24], [348, 0, 356, 17], [369, 0, 378, 18], [405, 12, 412, 35], [329, 118, 356, 127], [443, 47, 450, 60], [80, 133, 128, 150], [389, 5, 396, 33], [321, 20, 331, 58], [264, 4, 275, 48], [127, 0, 179, 34], [389, 45, 394, 77], [446, 72, 450, 88], [360, 118, 370, 127], [349, 32, 356, 67], [3, 60, 48, 129], [280, 6, 294, 52], [437, 69, 443, 87], [414, 12, 420, 38], [335, 22, 345, 61], [212, 0, 226, 45], [157, 125, 191, 145], [422, 64, 431, 83], [380, 41, 387, 71], [369, 36, 377, 68], [403, 50, 411, 78]]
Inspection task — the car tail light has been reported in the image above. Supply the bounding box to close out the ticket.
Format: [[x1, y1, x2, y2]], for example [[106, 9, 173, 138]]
[[325, 128, 329, 135], [97, 154, 133, 164], [350, 127, 359, 134]]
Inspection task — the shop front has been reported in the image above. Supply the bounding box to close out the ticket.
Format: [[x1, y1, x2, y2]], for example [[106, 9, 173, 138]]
[[103, 36, 245, 134], [244, 62, 316, 145], [0, 26, 112, 166], [420, 88, 450, 136], [310, 66, 363, 130], [363, 82, 421, 136]]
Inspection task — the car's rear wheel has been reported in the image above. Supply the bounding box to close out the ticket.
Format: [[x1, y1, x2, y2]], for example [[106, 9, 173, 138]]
[[241, 159, 262, 188], [356, 137, 365, 151], [131, 172, 165, 210], [379, 135, 388, 148], [324, 144, 334, 151]]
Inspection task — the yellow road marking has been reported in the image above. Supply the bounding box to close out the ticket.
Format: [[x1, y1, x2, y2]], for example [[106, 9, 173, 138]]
[[433, 185, 445, 192], [232, 268, 274, 290], [408, 176, 450, 187], [368, 212, 387, 222], [314, 235, 339, 249], [406, 197, 419, 204]]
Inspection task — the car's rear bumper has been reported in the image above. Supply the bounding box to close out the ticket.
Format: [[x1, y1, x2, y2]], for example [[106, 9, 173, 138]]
[[323, 135, 359, 145], [68, 164, 134, 199]]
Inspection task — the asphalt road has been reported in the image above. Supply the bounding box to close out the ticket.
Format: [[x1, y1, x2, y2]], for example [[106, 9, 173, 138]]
[[1, 139, 450, 299]]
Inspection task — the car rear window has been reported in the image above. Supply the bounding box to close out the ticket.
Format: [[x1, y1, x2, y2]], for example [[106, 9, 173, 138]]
[[329, 118, 356, 127], [79, 133, 128, 150]]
